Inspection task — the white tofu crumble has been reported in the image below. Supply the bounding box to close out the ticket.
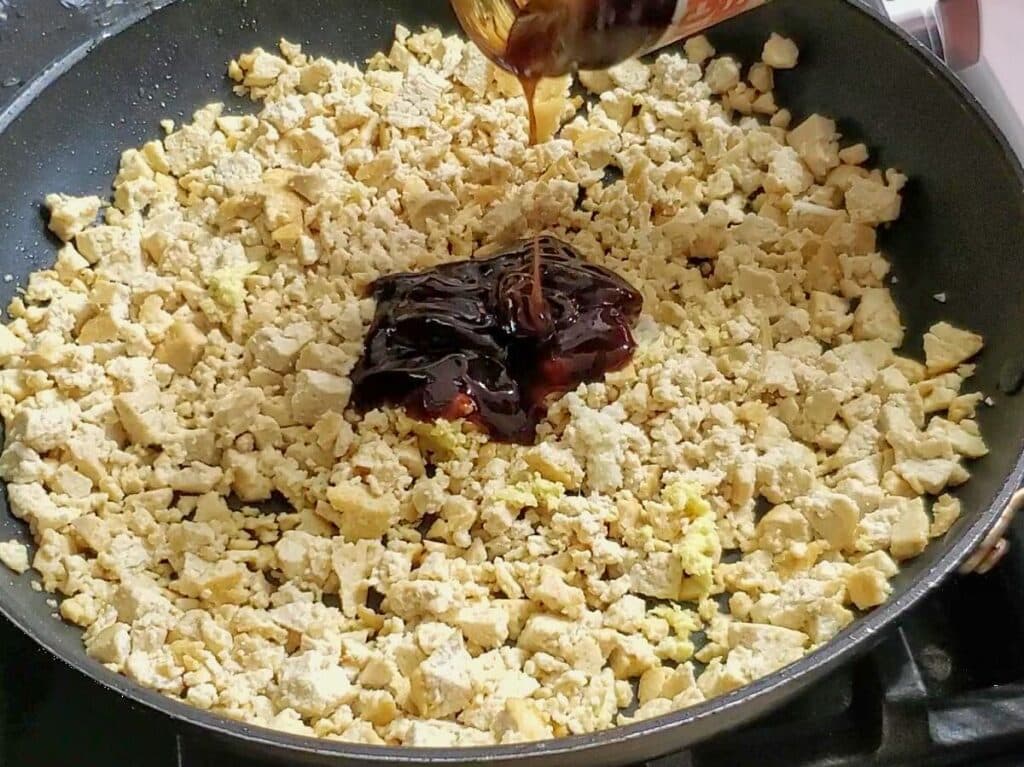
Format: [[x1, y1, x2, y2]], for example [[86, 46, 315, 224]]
[[0, 29, 988, 746], [0, 539, 30, 574]]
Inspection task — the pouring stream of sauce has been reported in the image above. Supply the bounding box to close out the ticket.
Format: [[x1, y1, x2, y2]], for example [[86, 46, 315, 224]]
[[451, 0, 770, 144]]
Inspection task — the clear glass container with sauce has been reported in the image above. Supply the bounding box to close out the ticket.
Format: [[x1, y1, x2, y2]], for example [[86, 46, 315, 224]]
[[451, 0, 769, 142]]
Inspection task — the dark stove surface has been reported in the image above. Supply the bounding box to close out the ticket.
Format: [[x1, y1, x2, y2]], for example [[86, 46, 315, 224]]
[[2, 2, 1024, 767]]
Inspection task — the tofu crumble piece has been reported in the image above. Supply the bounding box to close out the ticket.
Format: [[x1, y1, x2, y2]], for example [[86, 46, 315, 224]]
[[0, 29, 988, 746], [0, 539, 30, 574]]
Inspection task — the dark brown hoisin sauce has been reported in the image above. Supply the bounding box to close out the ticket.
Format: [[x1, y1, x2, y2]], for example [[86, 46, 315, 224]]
[[503, 0, 675, 80], [497, 0, 676, 144], [350, 236, 643, 444]]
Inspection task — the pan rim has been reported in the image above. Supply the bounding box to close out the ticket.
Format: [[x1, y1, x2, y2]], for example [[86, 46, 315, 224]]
[[1, 0, 1023, 763]]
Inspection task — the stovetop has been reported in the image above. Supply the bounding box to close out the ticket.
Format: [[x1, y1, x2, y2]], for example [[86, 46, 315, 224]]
[[1, 1, 1024, 766]]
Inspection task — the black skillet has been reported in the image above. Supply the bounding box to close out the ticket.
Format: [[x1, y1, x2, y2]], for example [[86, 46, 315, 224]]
[[0, 0, 1022, 765]]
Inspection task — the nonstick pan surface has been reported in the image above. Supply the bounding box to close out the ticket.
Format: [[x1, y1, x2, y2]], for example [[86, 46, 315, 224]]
[[0, 1, 1022, 765]]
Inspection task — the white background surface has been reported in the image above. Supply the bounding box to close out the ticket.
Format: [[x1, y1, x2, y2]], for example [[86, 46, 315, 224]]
[[982, 0, 1024, 116]]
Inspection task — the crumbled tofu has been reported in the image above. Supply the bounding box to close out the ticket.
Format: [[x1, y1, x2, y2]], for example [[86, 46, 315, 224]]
[[324, 482, 398, 540], [748, 62, 773, 93], [890, 498, 930, 560], [410, 631, 474, 718], [853, 288, 904, 346], [846, 565, 892, 609], [698, 622, 806, 698], [249, 323, 315, 373], [705, 57, 741, 94], [787, 115, 840, 177], [155, 320, 206, 375], [923, 322, 984, 374], [291, 370, 352, 425], [524, 442, 583, 490], [762, 34, 799, 69], [496, 698, 552, 742], [839, 143, 869, 165], [0, 325, 25, 364], [845, 175, 903, 224], [930, 494, 961, 538], [45, 194, 102, 241], [457, 604, 510, 649], [684, 35, 716, 65], [796, 490, 861, 552], [0, 28, 988, 747], [277, 651, 355, 718], [0, 539, 30, 574], [86, 622, 131, 667]]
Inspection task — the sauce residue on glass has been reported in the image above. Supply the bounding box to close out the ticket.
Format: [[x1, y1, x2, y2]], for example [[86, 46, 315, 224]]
[[451, 0, 769, 142], [350, 236, 643, 444], [450, 0, 676, 143]]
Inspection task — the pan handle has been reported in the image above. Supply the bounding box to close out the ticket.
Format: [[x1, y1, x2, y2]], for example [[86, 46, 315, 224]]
[[879, 0, 981, 70], [959, 488, 1021, 575]]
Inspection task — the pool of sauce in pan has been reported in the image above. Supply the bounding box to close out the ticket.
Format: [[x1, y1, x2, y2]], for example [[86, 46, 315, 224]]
[[350, 236, 643, 444]]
